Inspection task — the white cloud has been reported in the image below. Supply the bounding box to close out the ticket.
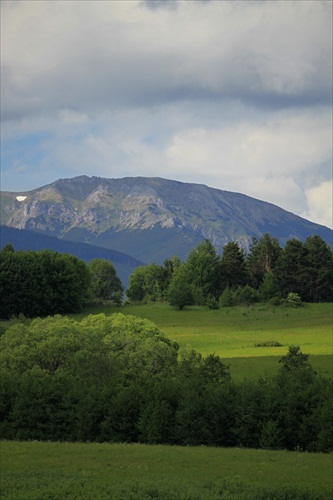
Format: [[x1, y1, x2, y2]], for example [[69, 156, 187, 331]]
[[165, 108, 331, 180], [302, 181, 333, 229]]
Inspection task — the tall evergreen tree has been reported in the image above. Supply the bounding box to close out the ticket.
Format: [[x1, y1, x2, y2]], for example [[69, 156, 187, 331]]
[[220, 241, 248, 289], [302, 235, 333, 302], [274, 238, 306, 298], [247, 233, 281, 288]]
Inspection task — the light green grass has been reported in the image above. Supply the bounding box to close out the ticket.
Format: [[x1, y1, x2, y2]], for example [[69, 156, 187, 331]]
[[71, 302, 333, 379], [1, 441, 332, 499], [122, 303, 332, 357]]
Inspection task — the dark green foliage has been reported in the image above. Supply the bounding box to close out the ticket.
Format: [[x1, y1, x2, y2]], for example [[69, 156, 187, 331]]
[[221, 241, 248, 289], [125, 233, 333, 307], [205, 295, 220, 309], [1, 315, 331, 453], [168, 264, 194, 310], [162, 255, 182, 291], [88, 258, 123, 302], [219, 234, 332, 305], [279, 345, 314, 374], [255, 340, 282, 347], [219, 287, 235, 307], [275, 236, 333, 303], [126, 265, 146, 301], [233, 285, 258, 305], [259, 272, 281, 301], [275, 238, 306, 298], [302, 235, 333, 302], [0, 246, 91, 319], [126, 263, 167, 302], [138, 378, 179, 444], [247, 233, 281, 288], [232, 379, 268, 448], [185, 239, 222, 302]]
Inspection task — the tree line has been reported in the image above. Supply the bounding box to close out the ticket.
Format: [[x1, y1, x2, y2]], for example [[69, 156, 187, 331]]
[[1, 233, 332, 320], [1, 314, 332, 452], [127, 234, 333, 308]]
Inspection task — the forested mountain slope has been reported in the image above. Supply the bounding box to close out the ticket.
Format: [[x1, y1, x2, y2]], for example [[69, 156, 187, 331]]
[[1, 175, 332, 263]]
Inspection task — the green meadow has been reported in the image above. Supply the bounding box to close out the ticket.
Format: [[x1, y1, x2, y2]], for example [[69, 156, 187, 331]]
[[1, 440, 332, 499], [72, 302, 333, 380]]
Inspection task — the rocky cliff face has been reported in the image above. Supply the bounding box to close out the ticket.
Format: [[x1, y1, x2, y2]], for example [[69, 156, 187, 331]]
[[1, 175, 332, 262]]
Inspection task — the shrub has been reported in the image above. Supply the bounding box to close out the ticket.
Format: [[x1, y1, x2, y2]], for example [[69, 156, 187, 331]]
[[287, 292, 303, 307], [220, 288, 235, 307], [269, 296, 283, 306], [206, 295, 220, 309], [234, 285, 258, 306], [254, 340, 282, 347]]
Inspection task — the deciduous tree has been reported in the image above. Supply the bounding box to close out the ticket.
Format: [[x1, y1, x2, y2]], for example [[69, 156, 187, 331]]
[[185, 239, 222, 303], [88, 258, 123, 302]]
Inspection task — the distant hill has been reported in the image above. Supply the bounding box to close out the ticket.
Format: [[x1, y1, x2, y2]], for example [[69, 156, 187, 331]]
[[1, 175, 332, 263], [0, 226, 144, 287]]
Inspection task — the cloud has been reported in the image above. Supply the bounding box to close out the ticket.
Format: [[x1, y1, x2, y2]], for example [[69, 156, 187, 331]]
[[1, 0, 331, 121], [141, 0, 179, 11], [302, 181, 333, 229], [0, 0, 332, 228], [165, 107, 331, 182]]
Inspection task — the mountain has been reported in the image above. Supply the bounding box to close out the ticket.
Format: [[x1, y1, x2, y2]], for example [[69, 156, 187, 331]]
[[1, 175, 332, 263], [0, 226, 144, 288]]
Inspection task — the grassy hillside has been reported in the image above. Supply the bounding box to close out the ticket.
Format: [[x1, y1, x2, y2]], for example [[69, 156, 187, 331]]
[[1, 441, 332, 499], [70, 302, 333, 380]]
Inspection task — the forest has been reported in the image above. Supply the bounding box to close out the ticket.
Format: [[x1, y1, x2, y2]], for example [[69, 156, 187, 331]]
[[127, 234, 333, 308], [1, 313, 332, 452], [0, 233, 332, 453]]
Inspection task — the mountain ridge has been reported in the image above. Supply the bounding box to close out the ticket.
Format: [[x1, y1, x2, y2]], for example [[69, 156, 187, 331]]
[[1, 175, 332, 263]]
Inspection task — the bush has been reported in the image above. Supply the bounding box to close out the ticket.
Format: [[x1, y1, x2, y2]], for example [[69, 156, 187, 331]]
[[206, 295, 220, 309], [269, 296, 283, 306], [254, 340, 282, 347], [220, 288, 235, 307], [234, 285, 258, 306], [287, 292, 303, 307]]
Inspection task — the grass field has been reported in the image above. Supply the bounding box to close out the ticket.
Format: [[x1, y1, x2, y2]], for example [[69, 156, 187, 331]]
[[1, 440, 332, 499], [72, 302, 333, 380]]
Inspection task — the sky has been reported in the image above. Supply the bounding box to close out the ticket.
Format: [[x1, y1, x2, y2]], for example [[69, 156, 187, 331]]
[[1, 0, 332, 229]]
